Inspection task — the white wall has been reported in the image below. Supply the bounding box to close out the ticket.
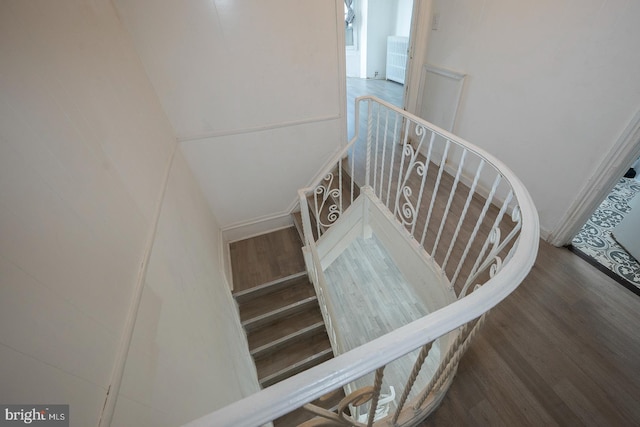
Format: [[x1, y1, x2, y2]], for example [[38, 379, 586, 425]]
[[365, 0, 397, 79], [356, 0, 411, 80], [346, 50, 362, 77], [395, 0, 413, 37], [346, 0, 363, 77], [0, 1, 258, 425], [114, 0, 346, 239], [424, 0, 640, 237], [112, 151, 259, 426]]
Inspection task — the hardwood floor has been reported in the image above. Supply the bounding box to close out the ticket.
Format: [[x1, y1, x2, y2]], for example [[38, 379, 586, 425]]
[[323, 234, 440, 408], [347, 77, 404, 109], [232, 227, 640, 425], [420, 240, 640, 426], [230, 226, 305, 292]]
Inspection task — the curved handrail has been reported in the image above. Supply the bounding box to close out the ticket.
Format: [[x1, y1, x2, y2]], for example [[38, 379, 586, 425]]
[[183, 96, 539, 427]]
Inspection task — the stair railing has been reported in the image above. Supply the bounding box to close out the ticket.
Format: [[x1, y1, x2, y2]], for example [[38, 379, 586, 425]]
[[184, 96, 539, 427]]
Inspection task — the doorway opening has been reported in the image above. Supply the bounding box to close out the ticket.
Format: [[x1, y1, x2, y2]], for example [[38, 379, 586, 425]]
[[344, 0, 413, 139], [547, 108, 640, 296], [569, 164, 640, 296]]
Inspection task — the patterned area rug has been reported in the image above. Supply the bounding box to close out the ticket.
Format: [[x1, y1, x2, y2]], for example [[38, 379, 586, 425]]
[[571, 177, 640, 295]]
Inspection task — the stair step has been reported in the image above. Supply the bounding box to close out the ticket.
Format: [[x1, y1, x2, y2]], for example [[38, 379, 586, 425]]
[[237, 278, 315, 321], [242, 296, 319, 332], [251, 321, 326, 360], [233, 271, 308, 303], [258, 340, 333, 388], [230, 226, 337, 404], [248, 307, 324, 350], [256, 331, 332, 382]]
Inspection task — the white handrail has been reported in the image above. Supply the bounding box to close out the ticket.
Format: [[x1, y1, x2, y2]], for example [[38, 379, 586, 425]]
[[183, 96, 539, 427]]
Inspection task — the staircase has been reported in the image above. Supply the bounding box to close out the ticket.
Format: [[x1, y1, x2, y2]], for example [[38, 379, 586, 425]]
[[186, 95, 540, 427], [234, 272, 332, 388], [230, 227, 344, 425]]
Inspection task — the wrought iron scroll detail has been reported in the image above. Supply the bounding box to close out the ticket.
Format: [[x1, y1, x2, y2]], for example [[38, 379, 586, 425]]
[[314, 173, 342, 229], [395, 125, 428, 227], [459, 204, 524, 298]]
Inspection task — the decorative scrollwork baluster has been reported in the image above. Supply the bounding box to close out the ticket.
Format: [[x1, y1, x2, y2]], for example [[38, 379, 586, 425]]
[[313, 172, 343, 230], [394, 134, 428, 228]]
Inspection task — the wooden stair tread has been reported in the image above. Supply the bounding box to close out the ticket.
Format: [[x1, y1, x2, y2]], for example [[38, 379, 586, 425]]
[[260, 348, 333, 388], [238, 278, 315, 321], [256, 333, 332, 385], [233, 271, 307, 302], [241, 296, 319, 332], [251, 321, 326, 359], [248, 307, 324, 350], [231, 227, 337, 401]]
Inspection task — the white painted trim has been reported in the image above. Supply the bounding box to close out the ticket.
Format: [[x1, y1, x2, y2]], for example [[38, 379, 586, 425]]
[[358, 0, 369, 79], [548, 109, 640, 246], [229, 224, 296, 244], [424, 64, 466, 82], [404, 0, 433, 115], [99, 144, 178, 427], [222, 213, 294, 243], [315, 196, 365, 269], [219, 254, 262, 395], [177, 114, 341, 143], [416, 64, 466, 132], [220, 231, 234, 291]]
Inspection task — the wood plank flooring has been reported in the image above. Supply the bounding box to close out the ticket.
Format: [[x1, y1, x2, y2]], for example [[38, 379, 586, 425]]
[[323, 234, 440, 407], [419, 240, 640, 426], [232, 227, 640, 425], [230, 226, 305, 292]]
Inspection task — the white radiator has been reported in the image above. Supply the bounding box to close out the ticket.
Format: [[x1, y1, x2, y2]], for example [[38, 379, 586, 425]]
[[386, 36, 408, 84]]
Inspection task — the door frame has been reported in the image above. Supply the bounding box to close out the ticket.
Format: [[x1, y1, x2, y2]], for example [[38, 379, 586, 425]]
[[403, 0, 433, 115], [548, 109, 640, 246]]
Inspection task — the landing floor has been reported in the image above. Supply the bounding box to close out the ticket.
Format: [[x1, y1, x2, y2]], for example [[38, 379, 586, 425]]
[[323, 234, 440, 406], [230, 226, 305, 292]]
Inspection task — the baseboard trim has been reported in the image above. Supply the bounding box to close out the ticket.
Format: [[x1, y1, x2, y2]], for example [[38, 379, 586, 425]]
[[223, 212, 295, 243], [220, 231, 234, 291], [220, 140, 346, 244]]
